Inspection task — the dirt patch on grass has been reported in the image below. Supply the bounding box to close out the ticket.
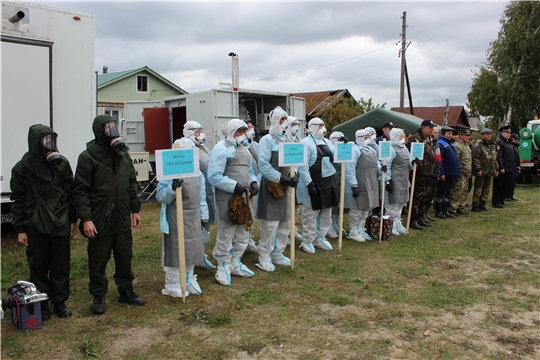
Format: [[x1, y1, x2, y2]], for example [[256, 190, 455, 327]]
[[102, 327, 161, 358]]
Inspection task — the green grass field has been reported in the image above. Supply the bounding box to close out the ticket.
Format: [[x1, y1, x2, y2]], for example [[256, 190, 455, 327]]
[[1, 185, 539, 359]]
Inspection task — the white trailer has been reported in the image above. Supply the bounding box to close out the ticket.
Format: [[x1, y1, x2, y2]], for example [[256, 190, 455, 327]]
[[1, 2, 96, 222], [123, 87, 306, 165]]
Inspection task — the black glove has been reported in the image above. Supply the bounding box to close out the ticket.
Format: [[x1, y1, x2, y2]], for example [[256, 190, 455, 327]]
[[280, 173, 299, 188], [412, 157, 421, 166], [172, 179, 183, 190], [307, 182, 318, 197], [385, 180, 393, 193], [201, 220, 208, 228], [381, 165, 387, 173], [234, 182, 245, 195], [352, 186, 360, 198], [338, 135, 349, 144], [249, 181, 259, 198]]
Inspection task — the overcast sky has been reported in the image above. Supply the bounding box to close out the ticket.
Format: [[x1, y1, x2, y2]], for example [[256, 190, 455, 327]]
[[44, 1, 508, 109]]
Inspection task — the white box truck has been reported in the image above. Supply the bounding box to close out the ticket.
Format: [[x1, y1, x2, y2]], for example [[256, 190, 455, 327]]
[[123, 87, 306, 167], [1, 2, 96, 222]]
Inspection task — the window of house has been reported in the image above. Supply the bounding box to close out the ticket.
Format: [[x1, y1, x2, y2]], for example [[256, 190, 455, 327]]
[[104, 109, 121, 122], [137, 75, 148, 92]]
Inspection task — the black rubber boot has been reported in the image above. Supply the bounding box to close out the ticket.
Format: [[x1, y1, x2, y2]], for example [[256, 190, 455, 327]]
[[435, 203, 446, 219], [424, 205, 436, 222], [471, 206, 482, 212], [410, 220, 424, 230], [479, 205, 489, 211], [91, 295, 106, 315], [418, 219, 431, 227], [41, 301, 50, 321], [118, 287, 144, 306], [53, 302, 72, 318], [442, 202, 454, 218]]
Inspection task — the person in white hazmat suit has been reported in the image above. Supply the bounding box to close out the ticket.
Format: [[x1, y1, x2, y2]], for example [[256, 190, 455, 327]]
[[347, 129, 383, 241], [208, 119, 259, 286], [297, 118, 339, 254], [286, 116, 305, 244], [244, 118, 260, 253], [384, 128, 412, 235], [156, 138, 209, 297], [365, 127, 380, 155], [183, 121, 216, 270], [327, 131, 350, 239], [255, 107, 299, 271]]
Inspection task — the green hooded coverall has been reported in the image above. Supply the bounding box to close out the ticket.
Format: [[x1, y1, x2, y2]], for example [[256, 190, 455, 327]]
[[73, 115, 141, 296], [10, 124, 76, 304]]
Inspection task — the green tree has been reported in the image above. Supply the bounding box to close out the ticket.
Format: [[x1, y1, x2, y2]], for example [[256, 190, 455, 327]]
[[314, 96, 386, 131], [467, 1, 540, 131]]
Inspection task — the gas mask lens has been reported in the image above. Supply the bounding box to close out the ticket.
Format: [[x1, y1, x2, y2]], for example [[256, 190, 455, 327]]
[[103, 120, 126, 152], [40, 132, 62, 166]]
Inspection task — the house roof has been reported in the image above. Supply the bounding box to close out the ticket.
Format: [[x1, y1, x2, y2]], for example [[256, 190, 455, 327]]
[[390, 106, 470, 128], [97, 66, 187, 94], [292, 89, 353, 116]]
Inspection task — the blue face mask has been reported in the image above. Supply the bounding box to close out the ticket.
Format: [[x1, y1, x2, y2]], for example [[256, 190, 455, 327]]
[[321, 156, 336, 178]]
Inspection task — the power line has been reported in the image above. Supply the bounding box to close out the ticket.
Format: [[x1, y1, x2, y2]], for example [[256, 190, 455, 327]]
[[295, 73, 399, 93], [408, 74, 464, 105], [410, 43, 474, 79], [406, 51, 472, 82], [184, 43, 395, 90]]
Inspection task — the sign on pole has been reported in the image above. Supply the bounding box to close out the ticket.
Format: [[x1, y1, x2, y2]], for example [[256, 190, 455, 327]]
[[278, 142, 308, 167], [378, 140, 392, 161], [410, 142, 425, 161], [333, 142, 354, 163], [155, 149, 200, 181], [333, 141, 354, 250]]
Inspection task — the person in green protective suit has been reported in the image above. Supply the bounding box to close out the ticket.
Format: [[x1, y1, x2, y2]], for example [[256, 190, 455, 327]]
[[73, 114, 143, 315], [10, 124, 77, 320]]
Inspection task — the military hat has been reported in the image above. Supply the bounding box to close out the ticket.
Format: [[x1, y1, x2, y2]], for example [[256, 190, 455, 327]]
[[382, 121, 395, 129], [421, 119, 436, 128], [510, 134, 519, 140], [459, 129, 471, 135], [498, 125, 511, 132], [441, 126, 454, 133], [480, 128, 492, 135]]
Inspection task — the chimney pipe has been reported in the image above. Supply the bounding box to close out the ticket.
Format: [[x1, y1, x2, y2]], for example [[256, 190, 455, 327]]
[[103, 66, 108, 74], [229, 52, 239, 91]]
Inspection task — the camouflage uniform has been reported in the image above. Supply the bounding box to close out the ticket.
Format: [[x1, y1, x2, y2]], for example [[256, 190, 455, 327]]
[[450, 139, 472, 212], [472, 138, 498, 208], [407, 131, 436, 222]]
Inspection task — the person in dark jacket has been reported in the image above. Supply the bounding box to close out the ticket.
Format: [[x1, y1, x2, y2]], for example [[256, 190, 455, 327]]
[[492, 125, 514, 208], [10, 124, 77, 320], [375, 121, 395, 144], [434, 126, 461, 218], [428, 126, 441, 221], [507, 134, 520, 201], [73, 114, 143, 315]]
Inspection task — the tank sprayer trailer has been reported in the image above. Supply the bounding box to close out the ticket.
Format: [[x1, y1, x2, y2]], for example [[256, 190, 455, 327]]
[[518, 116, 540, 184]]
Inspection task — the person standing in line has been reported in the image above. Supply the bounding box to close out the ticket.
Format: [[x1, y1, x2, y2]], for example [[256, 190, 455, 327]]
[[365, 126, 380, 155], [376, 122, 395, 144], [471, 128, 499, 212], [507, 134, 520, 201], [156, 138, 208, 298], [449, 129, 473, 215], [427, 126, 441, 221], [327, 131, 349, 239], [492, 125, 514, 208], [434, 126, 461, 219], [208, 119, 258, 286], [384, 128, 412, 235], [347, 129, 381, 241], [10, 124, 77, 320], [406, 120, 437, 230], [297, 118, 338, 254], [183, 120, 216, 270], [255, 107, 299, 271], [286, 116, 305, 243], [243, 118, 260, 253], [73, 115, 144, 315]]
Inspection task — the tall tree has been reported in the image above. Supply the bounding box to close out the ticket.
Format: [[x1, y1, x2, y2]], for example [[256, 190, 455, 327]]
[[314, 96, 386, 131], [467, 1, 540, 131]]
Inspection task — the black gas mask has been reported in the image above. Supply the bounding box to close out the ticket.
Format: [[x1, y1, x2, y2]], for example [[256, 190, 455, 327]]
[[103, 120, 126, 152], [39, 132, 63, 166]]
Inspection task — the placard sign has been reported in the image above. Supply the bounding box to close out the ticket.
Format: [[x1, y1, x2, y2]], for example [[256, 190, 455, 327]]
[[333, 142, 354, 163], [378, 140, 392, 161], [278, 142, 308, 167], [155, 149, 200, 180], [410, 142, 425, 161]]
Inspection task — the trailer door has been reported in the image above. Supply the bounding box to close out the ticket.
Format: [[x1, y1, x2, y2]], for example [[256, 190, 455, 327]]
[[143, 107, 170, 154], [1, 40, 51, 198], [289, 96, 306, 138]]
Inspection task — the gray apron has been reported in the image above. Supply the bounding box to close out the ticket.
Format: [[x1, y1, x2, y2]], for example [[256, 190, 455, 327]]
[[257, 135, 290, 221], [247, 141, 259, 176], [162, 176, 204, 267], [197, 145, 215, 225], [388, 144, 410, 204], [215, 143, 251, 227], [354, 148, 380, 209]]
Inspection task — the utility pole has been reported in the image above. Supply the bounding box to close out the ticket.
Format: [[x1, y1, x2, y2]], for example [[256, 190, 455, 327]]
[[399, 11, 407, 113]]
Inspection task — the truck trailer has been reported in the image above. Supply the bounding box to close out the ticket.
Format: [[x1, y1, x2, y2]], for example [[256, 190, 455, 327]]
[[1, 2, 96, 222], [518, 117, 540, 183]]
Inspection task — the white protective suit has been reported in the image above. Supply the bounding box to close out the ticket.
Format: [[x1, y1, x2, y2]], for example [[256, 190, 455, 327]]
[[384, 128, 412, 235], [297, 118, 338, 254], [256, 107, 294, 271], [156, 138, 209, 297], [347, 130, 382, 241], [244, 119, 260, 253], [208, 119, 258, 286], [285, 116, 304, 243]]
